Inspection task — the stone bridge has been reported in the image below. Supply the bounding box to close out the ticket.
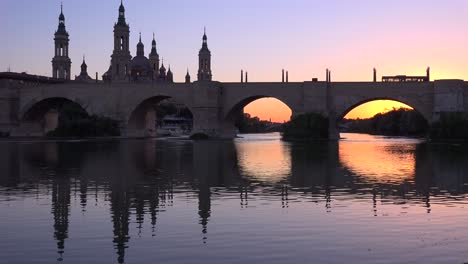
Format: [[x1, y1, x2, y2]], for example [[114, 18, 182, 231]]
[[0, 78, 467, 138]]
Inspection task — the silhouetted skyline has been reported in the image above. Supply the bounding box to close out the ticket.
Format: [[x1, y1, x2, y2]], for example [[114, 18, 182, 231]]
[[2, 0, 467, 121], [2, 0, 467, 82]]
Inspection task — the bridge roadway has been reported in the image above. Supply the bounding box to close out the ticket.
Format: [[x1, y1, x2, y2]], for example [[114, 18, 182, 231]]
[[0, 78, 467, 138]]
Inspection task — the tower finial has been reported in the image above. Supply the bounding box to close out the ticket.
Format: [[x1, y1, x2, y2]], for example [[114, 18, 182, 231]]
[[61, 2, 63, 13], [139, 32, 141, 42], [153, 32, 155, 40], [83, 54, 85, 63]]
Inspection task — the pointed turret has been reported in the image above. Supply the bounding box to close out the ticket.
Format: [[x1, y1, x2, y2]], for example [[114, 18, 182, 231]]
[[76, 55, 93, 82], [167, 65, 174, 82], [159, 61, 167, 80], [136, 33, 144, 56], [185, 69, 191, 83], [81, 56, 87, 74]]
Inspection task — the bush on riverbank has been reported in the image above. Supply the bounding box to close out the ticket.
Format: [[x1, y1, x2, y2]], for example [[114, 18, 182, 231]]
[[282, 113, 329, 140], [430, 112, 468, 140], [47, 104, 120, 138]]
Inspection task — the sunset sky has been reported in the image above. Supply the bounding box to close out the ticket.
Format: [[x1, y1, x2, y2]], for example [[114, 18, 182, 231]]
[[1, 0, 467, 121]]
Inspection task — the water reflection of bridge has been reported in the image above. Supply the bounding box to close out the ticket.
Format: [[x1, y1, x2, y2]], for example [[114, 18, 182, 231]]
[[0, 138, 467, 263]]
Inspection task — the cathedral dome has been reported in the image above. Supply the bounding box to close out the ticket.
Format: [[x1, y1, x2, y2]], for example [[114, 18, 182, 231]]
[[131, 56, 152, 72], [130, 55, 153, 81]]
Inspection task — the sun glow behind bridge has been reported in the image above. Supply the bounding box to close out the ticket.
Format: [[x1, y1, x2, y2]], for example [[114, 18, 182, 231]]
[[244, 98, 292, 123], [244, 99, 413, 122], [344, 100, 413, 119]]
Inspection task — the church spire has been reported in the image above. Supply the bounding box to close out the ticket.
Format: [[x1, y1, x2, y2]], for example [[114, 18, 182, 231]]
[[52, 2, 71, 80], [136, 32, 144, 56], [80, 55, 88, 75], [57, 2, 66, 34], [198, 28, 212, 81], [117, 0, 126, 26], [202, 27, 208, 48], [149, 33, 160, 80], [185, 68, 191, 83]]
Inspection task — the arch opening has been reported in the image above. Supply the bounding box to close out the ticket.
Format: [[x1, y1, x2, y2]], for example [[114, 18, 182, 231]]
[[338, 99, 429, 137], [226, 97, 292, 135], [127, 96, 194, 137], [21, 98, 88, 136]]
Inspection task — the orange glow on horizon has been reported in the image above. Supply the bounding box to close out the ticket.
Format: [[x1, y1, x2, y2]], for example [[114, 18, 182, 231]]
[[344, 100, 413, 119], [244, 98, 292, 123], [244, 99, 413, 122]]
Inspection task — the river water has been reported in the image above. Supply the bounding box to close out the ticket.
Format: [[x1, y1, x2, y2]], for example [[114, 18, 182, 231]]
[[0, 133, 467, 264]]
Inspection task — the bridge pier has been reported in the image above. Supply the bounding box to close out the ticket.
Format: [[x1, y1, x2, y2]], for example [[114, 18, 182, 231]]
[[432, 80, 466, 121]]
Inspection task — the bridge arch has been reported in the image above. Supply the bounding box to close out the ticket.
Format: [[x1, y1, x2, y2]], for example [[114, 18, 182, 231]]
[[21, 97, 88, 121], [337, 97, 432, 122], [225, 95, 295, 122], [336, 98, 431, 137], [20, 97, 88, 136], [222, 95, 294, 137], [126, 95, 194, 137]]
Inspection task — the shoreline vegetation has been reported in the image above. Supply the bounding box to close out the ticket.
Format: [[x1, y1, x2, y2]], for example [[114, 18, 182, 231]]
[[1, 107, 467, 142], [274, 108, 468, 142], [341, 108, 428, 137]]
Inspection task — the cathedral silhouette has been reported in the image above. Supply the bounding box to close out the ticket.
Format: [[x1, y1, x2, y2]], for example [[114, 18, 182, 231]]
[[52, 1, 212, 83]]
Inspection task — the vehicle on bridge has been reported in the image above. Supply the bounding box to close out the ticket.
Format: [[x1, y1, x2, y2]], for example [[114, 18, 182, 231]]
[[382, 75, 429, 83]]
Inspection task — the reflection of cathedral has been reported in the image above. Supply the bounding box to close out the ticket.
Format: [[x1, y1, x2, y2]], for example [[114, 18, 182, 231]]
[[51, 1, 212, 83]]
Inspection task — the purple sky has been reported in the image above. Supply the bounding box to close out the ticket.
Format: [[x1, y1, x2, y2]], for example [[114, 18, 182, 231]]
[[1, 0, 468, 82]]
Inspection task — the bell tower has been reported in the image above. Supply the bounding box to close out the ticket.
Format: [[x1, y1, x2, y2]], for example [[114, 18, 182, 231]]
[[197, 28, 212, 81], [149, 33, 160, 80], [52, 3, 71, 80], [110, 0, 132, 81]]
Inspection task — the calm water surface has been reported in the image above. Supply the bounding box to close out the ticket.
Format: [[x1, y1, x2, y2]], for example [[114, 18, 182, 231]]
[[1, 133, 468, 264]]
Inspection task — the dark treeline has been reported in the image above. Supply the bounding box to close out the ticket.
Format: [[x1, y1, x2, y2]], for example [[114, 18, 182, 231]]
[[341, 108, 429, 136], [236, 113, 283, 133]]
